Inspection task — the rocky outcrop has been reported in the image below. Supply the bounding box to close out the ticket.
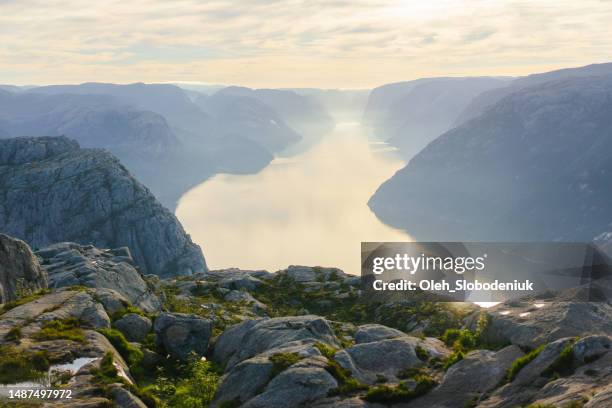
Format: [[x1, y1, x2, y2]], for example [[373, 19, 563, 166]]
[[39, 242, 162, 312], [212, 315, 340, 370], [154, 312, 212, 360], [0, 136, 206, 277], [334, 336, 449, 385], [0, 233, 48, 303]]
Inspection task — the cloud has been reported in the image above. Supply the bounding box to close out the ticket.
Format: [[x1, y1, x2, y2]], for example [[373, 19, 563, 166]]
[[0, 0, 611, 87]]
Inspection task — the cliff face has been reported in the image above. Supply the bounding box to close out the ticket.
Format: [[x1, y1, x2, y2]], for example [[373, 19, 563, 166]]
[[0, 136, 206, 277], [0, 233, 47, 303], [369, 74, 612, 242]]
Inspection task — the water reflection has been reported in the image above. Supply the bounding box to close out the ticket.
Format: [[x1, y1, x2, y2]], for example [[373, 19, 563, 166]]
[[176, 122, 412, 275]]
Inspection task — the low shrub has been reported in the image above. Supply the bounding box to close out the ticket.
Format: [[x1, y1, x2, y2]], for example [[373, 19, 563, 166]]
[[443, 350, 464, 370]]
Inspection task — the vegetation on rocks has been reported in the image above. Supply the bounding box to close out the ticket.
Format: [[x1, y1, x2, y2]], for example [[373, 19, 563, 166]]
[[0, 345, 50, 384], [32, 317, 86, 343], [269, 352, 303, 377], [363, 373, 437, 404], [506, 344, 546, 382]]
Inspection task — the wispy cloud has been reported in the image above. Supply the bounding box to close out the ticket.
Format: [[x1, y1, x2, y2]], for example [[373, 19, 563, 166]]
[[0, 0, 611, 87]]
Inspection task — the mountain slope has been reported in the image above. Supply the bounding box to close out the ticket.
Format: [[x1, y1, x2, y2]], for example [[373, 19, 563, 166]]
[[369, 74, 612, 242], [0, 136, 206, 276], [362, 77, 509, 158], [456, 62, 612, 125]]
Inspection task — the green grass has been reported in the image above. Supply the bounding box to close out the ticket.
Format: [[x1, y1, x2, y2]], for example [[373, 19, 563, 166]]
[[397, 366, 428, 380], [0, 345, 50, 384], [111, 305, 146, 322], [269, 352, 302, 377], [0, 289, 50, 315], [415, 345, 429, 361], [322, 357, 368, 396], [443, 350, 465, 370], [97, 328, 144, 367], [314, 342, 337, 359], [506, 344, 545, 382], [146, 355, 221, 408], [542, 340, 577, 378], [32, 317, 86, 343], [363, 374, 437, 404]]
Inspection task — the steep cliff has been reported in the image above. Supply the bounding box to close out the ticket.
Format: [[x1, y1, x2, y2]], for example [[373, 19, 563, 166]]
[[0, 136, 206, 276]]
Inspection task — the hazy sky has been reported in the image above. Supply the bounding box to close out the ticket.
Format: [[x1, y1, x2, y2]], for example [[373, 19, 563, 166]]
[[1, 0, 611, 88]]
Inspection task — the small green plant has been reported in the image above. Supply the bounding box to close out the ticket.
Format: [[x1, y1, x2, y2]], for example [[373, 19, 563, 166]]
[[442, 328, 462, 347], [415, 345, 429, 361], [506, 344, 545, 382], [443, 350, 464, 370], [32, 317, 85, 343], [148, 354, 221, 408], [5, 326, 22, 341], [111, 305, 146, 322], [322, 357, 367, 396], [397, 365, 428, 380], [314, 342, 337, 359], [542, 340, 577, 378], [363, 374, 436, 403], [97, 328, 144, 367], [269, 352, 302, 377]]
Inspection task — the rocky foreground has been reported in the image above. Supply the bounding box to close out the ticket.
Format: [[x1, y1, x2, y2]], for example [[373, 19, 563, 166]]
[[1, 233, 611, 408]]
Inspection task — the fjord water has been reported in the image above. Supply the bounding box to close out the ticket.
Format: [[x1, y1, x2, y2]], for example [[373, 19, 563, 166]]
[[176, 122, 412, 274]]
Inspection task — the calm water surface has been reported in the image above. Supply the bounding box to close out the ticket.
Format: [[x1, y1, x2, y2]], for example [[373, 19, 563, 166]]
[[176, 122, 412, 275]]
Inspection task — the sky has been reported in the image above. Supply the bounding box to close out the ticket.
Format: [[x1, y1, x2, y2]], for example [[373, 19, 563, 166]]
[[1, 0, 611, 89]]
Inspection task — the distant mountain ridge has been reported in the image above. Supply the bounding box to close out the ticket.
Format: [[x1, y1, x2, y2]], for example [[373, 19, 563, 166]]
[[362, 77, 509, 158], [0, 82, 323, 208], [369, 69, 612, 245]]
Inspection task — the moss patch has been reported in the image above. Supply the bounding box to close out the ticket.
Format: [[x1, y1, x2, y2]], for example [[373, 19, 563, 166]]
[[32, 317, 85, 343], [269, 352, 302, 377], [363, 374, 437, 404], [0, 345, 50, 384], [506, 344, 545, 382]]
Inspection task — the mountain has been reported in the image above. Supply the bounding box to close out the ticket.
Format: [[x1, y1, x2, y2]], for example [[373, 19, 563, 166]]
[[362, 77, 509, 158], [0, 136, 206, 276], [456, 62, 612, 125], [0, 90, 177, 157], [31, 82, 213, 133], [211, 86, 335, 136], [0, 85, 275, 208], [369, 73, 612, 243], [195, 90, 301, 152]]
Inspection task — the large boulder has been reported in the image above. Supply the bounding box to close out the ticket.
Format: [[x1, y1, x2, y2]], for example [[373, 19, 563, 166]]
[[403, 345, 523, 408], [0, 234, 48, 303], [114, 313, 152, 343], [212, 315, 339, 370], [354, 324, 406, 344], [212, 341, 323, 408], [0, 136, 206, 277], [154, 312, 212, 360], [334, 336, 449, 385], [39, 242, 161, 312]]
